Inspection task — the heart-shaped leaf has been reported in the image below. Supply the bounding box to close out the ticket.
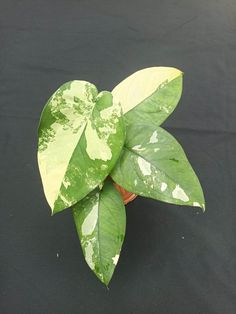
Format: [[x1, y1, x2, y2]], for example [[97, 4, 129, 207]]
[[111, 123, 205, 210], [38, 81, 125, 214], [73, 180, 126, 286], [112, 67, 183, 126]]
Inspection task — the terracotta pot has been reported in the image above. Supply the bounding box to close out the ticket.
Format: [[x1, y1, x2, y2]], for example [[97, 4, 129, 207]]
[[113, 182, 137, 205]]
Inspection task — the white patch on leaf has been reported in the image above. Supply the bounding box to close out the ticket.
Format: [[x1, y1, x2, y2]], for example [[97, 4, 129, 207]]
[[193, 202, 200, 207], [84, 242, 95, 270], [81, 203, 98, 236], [137, 157, 151, 176], [134, 179, 138, 186], [99, 125, 117, 135], [149, 130, 158, 143], [161, 182, 167, 192], [63, 179, 71, 189], [100, 100, 121, 119], [112, 254, 119, 265], [112, 67, 182, 114], [58, 192, 70, 207], [39, 120, 87, 209], [100, 106, 114, 119], [154, 148, 160, 152], [101, 164, 108, 170], [132, 145, 145, 151], [85, 120, 112, 161], [172, 185, 189, 202]]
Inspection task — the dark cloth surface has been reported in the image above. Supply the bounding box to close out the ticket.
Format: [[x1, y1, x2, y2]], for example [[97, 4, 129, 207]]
[[1, 1, 236, 313]]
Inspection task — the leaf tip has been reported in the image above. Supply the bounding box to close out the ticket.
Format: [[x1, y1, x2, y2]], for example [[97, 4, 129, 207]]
[[50, 204, 61, 216], [192, 201, 206, 212], [201, 202, 206, 212], [98, 272, 112, 287]]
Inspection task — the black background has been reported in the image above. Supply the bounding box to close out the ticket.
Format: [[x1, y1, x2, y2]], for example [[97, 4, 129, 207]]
[[1, 0, 236, 313]]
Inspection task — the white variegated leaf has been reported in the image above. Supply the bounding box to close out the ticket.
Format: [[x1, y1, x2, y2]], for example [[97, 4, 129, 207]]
[[38, 81, 125, 214], [73, 180, 126, 286], [111, 123, 205, 210], [112, 67, 183, 126]]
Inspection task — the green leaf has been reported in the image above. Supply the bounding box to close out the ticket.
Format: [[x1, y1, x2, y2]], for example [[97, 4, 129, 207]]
[[38, 81, 125, 215], [72, 180, 126, 286], [111, 123, 205, 210], [112, 67, 183, 126]]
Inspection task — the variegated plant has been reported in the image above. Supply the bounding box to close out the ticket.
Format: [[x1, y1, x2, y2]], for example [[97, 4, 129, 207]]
[[37, 67, 205, 286]]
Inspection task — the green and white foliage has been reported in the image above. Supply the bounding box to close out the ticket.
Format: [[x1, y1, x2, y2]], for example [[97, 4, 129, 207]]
[[38, 67, 205, 285], [111, 123, 205, 209], [38, 80, 125, 214], [111, 66, 204, 209], [73, 180, 126, 286], [112, 67, 183, 126]]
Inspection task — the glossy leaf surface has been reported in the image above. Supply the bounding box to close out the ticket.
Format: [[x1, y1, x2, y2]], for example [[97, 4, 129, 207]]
[[38, 81, 125, 214], [112, 67, 183, 126], [111, 123, 205, 209], [73, 180, 126, 285]]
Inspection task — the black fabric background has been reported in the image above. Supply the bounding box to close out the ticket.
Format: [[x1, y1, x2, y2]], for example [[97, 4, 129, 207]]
[[1, 1, 236, 313]]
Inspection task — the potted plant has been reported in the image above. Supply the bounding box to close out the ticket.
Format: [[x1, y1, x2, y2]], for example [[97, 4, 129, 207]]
[[37, 67, 205, 286]]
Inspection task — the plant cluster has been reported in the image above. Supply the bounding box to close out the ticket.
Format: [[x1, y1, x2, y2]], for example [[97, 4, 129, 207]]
[[37, 67, 205, 285]]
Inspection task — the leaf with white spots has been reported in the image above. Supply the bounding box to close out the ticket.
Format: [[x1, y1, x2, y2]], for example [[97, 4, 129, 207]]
[[72, 180, 126, 286], [111, 123, 205, 209], [112, 67, 183, 126], [38, 81, 125, 214]]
